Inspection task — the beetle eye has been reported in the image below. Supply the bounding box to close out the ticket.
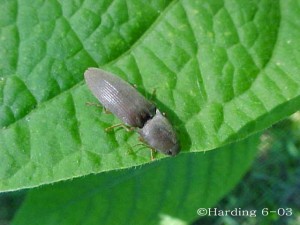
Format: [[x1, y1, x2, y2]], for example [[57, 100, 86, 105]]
[[167, 150, 173, 155]]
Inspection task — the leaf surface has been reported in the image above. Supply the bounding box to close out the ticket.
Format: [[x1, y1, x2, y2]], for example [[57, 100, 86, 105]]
[[12, 134, 259, 225], [0, 0, 300, 191]]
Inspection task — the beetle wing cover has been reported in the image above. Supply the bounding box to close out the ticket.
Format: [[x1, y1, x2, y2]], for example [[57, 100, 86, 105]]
[[84, 68, 155, 127]]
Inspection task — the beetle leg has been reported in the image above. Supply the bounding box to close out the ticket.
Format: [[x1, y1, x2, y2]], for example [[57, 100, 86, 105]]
[[136, 137, 157, 160], [149, 88, 156, 102], [85, 102, 102, 108], [103, 107, 111, 114], [85, 102, 112, 114], [150, 148, 157, 161], [132, 143, 157, 160], [105, 123, 133, 132]]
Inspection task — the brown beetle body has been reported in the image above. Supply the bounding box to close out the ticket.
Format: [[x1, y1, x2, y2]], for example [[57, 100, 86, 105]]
[[84, 68, 156, 128], [84, 68, 179, 156]]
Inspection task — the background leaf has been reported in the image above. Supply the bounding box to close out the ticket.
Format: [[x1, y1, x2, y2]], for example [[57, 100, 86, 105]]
[[1, 0, 300, 192], [12, 134, 259, 225]]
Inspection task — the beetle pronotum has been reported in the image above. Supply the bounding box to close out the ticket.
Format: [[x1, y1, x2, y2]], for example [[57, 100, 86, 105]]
[[84, 68, 180, 157]]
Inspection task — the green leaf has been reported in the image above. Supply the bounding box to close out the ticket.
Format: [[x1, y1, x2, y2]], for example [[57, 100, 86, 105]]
[[12, 134, 259, 225], [1, 0, 300, 192]]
